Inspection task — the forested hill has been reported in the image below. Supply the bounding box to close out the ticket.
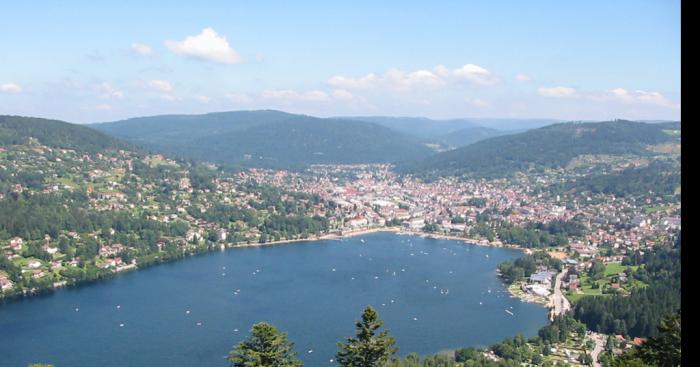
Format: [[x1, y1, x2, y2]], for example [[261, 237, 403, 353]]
[[398, 120, 679, 178], [436, 125, 511, 148], [92, 110, 434, 169], [0, 115, 129, 153], [340, 116, 561, 138]]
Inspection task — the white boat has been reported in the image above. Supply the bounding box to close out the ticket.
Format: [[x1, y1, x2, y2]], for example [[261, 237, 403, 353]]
[[505, 309, 514, 316]]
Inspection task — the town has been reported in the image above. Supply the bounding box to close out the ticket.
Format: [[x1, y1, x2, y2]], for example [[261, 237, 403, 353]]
[[0, 138, 680, 366]]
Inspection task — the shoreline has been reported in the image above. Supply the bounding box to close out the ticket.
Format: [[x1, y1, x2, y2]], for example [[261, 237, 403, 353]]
[[1, 227, 530, 303], [225, 227, 526, 253], [224, 226, 403, 250]]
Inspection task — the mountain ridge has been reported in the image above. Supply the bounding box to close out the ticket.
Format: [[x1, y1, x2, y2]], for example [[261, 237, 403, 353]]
[[398, 119, 679, 178]]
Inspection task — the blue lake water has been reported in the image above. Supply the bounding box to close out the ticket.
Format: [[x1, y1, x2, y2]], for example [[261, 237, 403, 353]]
[[0, 232, 548, 367]]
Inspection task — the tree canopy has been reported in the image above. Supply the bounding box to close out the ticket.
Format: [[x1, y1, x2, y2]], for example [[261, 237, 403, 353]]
[[227, 322, 303, 367], [336, 306, 397, 367]]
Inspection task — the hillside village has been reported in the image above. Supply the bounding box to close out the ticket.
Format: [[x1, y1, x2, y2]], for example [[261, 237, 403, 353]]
[[0, 123, 680, 367], [1, 135, 679, 304]]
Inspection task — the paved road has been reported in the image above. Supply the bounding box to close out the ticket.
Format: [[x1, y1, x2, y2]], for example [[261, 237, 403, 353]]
[[589, 332, 606, 367], [549, 269, 571, 320]]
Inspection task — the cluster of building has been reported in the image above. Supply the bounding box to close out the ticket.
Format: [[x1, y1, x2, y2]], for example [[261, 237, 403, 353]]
[[0, 144, 680, 301]]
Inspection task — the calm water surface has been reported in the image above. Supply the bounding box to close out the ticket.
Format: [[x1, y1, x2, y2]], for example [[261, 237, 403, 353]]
[[0, 233, 548, 366]]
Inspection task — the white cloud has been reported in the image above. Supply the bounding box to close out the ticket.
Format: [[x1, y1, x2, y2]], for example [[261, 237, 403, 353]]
[[97, 83, 124, 99], [147, 80, 174, 92], [131, 42, 153, 56], [451, 64, 498, 85], [195, 95, 211, 103], [165, 27, 242, 64], [260, 89, 359, 103], [328, 63, 496, 90], [328, 73, 380, 89], [516, 73, 531, 82], [538, 86, 577, 98], [160, 94, 180, 102], [464, 97, 489, 107], [602, 88, 679, 108], [331, 89, 354, 100], [226, 93, 253, 104], [0, 83, 22, 93], [95, 104, 113, 111], [261, 89, 332, 102]]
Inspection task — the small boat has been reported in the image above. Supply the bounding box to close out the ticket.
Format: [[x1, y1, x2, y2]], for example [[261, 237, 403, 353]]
[[505, 309, 514, 316], [360, 239, 365, 243]]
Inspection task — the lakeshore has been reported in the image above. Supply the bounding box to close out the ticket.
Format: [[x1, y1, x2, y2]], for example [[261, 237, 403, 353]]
[[0, 232, 549, 367], [1, 226, 525, 303]]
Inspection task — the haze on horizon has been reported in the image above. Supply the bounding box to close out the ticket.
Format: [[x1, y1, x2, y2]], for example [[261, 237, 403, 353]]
[[0, 0, 680, 124]]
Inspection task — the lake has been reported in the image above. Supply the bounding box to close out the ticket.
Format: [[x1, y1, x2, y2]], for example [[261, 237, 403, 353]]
[[0, 232, 548, 366]]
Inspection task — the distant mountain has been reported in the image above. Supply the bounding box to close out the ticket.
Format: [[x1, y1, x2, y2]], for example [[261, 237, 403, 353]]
[[92, 110, 296, 148], [341, 116, 562, 138], [437, 126, 512, 148], [457, 118, 563, 131], [92, 110, 434, 169], [0, 115, 128, 153], [339, 116, 480, 139], [399, 120, 678, 178]]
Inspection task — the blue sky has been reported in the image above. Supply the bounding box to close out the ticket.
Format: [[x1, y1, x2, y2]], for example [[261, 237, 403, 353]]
[[0, 0, 680, 123]]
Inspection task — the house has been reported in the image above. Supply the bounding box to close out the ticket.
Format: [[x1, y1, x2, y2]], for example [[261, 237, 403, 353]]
[[218, 229, 228, 241], [529, 271, 555, 285], [405, 218, 425, 231], [0, 277, 13, 291], [27, 260, 42, 268], [547, 251, 568, 261], [9, 237, 23, 251], [345, 216, 369, 229], [631, 216, 649, 228]]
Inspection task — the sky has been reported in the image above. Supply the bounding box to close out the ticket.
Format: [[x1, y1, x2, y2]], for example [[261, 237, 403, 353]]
[[0, 0, 680, 123]]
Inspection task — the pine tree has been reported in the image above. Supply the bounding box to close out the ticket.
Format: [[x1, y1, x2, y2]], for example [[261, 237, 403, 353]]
[[636, 309, 681, 367], [336, 306, 397, 367], [227, 322, 302, 367]]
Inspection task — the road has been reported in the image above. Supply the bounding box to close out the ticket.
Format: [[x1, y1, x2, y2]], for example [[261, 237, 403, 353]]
[[549, 269, 572, 320], [589, 332, 606, 367]]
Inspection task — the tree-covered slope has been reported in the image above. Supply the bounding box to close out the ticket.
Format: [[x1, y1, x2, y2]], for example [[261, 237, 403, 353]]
[[91, 110, 296, 148], [399, 120, 676, 178], [340, 116, 560, 139], [0, 115, 128, 153], [92, 111, 433, 169], [437, 125, 511, 148], [338, 116, 479, 139]]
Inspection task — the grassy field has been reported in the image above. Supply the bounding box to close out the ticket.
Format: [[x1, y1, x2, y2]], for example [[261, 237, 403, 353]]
[[566, 262, 645, 303]]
